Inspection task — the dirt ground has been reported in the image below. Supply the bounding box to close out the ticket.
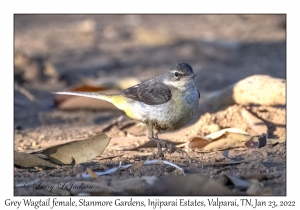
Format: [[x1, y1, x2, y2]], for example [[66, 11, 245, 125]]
[[14, 15, 286, 196]]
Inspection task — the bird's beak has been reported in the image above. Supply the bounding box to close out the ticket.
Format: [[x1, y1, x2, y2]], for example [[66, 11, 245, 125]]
[[189, 73, 197, 78]]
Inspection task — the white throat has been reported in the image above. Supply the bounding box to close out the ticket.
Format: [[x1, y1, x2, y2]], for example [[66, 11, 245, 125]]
[[163, 78, 194, 91]]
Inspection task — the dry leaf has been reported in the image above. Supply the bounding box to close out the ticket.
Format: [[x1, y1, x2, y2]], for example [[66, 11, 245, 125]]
[[14, 151, 59, 168], [205, 127, 249, 140], [31, 133, 111, 165], [185, 128, 283, 152], [86, 168, 99, 178], [267, 138, 286, 145], [245, 134, 267, 149], [185, 136, 209, 149], [123, 139, 181, 151], [189, 131, 251, 151]]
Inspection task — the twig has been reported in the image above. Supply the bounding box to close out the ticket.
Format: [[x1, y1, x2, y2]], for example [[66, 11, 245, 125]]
[[82, 159, 185, 178], [15, 84, 36, 102], [81, 162, 132, 178]]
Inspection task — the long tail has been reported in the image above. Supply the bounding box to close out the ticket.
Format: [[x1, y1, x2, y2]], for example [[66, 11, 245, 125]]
[[53, 91, 136, 119], [52, 91, 115, 103]]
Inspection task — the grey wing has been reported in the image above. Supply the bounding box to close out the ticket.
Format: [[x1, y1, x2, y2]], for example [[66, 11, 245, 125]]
[[121, 82, 172, 105]]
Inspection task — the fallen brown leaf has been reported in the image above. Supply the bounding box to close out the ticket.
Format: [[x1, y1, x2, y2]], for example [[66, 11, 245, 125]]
[[86, 168, 99, 179], [267, 138, 286, 145], [205, 128, 249, 140], [31, 133, 111, 165], [184, 128, 284, 152], [185, 136, 209, 150], [245, 134, 267, 149], [189, 131, 251, 151], [14, 151, 59, 168]]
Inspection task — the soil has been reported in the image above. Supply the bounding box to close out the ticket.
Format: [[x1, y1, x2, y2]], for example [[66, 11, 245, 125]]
[[14, 15, 286, 196]]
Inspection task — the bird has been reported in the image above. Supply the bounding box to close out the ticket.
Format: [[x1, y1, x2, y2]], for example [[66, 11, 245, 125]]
[[53, 63, 200, 157]]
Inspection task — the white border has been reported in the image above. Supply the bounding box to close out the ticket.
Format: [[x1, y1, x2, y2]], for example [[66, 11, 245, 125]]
[[2, 0, 298, 209]]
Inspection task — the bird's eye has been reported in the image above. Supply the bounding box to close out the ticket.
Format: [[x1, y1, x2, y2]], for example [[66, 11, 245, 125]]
[[174, 72, 179, 77]]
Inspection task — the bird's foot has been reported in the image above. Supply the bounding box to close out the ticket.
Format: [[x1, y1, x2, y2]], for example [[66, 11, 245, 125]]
[[150, 138, 187, 158]]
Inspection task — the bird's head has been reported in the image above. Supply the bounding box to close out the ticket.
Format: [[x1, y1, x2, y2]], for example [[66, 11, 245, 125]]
[[163, 63, 197, 89]]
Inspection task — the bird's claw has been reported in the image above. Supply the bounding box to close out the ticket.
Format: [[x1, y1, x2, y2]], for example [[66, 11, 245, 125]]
[[150, 138, 188, 158]]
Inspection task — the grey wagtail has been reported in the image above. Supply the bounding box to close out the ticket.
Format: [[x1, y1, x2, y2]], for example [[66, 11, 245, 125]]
[[53, 63, 200, 157]]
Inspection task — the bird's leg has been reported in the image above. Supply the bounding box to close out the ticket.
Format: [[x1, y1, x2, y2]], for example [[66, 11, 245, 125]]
[[148, 123, 164, 157], [148, 123, 187, 158]]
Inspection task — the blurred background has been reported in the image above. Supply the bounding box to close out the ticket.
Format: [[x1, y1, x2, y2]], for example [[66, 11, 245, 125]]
[[14, 15, 286, 90], [14, 14, 286, 145]]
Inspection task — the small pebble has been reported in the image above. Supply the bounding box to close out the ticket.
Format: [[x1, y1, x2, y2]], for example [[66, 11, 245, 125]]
[[73, 165, 85, 173]]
